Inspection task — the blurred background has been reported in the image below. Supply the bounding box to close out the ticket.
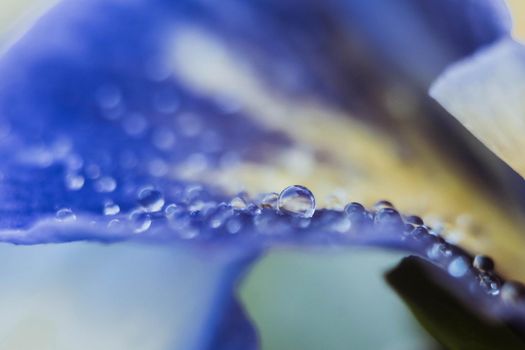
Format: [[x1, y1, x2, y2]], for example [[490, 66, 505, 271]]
[[0, 1, 524, 349]]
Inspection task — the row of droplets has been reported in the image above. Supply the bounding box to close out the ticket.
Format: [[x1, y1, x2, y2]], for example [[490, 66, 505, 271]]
[[54, 184, 525, 305]]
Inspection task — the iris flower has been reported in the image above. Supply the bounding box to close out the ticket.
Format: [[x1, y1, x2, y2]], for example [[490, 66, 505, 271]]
[[1, 0, 525, 348]]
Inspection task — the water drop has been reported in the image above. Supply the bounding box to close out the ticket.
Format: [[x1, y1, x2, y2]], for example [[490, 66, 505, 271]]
[[56, 208, 76, 222], [94, 176, 117, 193], [278, 185, 315, 219], [405, 215, 423, 226], [258, 192, 279, 209], [65, 173, 85, 191], [479, 273, 501, 296], [129, 209, 152, 233], [374, 200, 394, 211], [138, 188, 165, 212], [226, 217, 242, 234], [209, 205, 233, 229], [473, 255, 494, 272], [448, 256, 470, 278], [411, 226, 429, 240], [103, 201, 120, 216], [374, 208, 403, 229], [230, 196, 247, 210]]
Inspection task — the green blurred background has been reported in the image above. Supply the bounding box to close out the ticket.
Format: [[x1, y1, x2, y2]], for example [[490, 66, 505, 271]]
[[1, 1, 524, 349]]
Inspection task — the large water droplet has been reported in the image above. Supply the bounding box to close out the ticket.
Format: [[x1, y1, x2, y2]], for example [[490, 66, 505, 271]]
[[277, 185, 315, 218], [138, 188, 165, 212], [56, 208, 76, 222]]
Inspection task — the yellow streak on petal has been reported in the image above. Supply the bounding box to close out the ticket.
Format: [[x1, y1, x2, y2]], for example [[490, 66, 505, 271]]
[[508, 0, 525, 42], [171, 28, 525, 280]]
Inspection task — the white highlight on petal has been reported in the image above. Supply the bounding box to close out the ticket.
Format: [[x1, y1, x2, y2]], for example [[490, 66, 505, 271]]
[[430, 38, 525, 178]]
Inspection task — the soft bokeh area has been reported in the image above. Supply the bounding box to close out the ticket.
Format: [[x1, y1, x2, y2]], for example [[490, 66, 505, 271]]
[[0, 1, 524, 350]]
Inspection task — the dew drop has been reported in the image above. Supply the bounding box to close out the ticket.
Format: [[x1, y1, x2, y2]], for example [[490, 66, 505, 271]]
[[138, 188, 165, 212], [473, 255, 494, 272], [129, 209, 152, 233], [277, 185, 316, 218], [65, 174, 85, 191], [374, 200, 394, 211], [405, 215, 423, 226], [103, 201, 121, 216], [448, 256, 470, 278], [56, 208, 76, 222], [479, 273, 501, 296], [230, 196, 247, 210], [258, 192, 279, 209], [94, 176, 117, 193], [374, 208, 403, 229], [226, 217, 242, 234]]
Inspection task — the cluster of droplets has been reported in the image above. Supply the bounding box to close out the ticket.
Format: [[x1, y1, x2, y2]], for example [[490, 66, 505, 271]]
[[343, 199, 525, 306], [54, 180, 525, 306]]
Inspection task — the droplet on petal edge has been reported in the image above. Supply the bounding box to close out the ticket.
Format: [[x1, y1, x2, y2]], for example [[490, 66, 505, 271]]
[[277, 185, 316, 218]]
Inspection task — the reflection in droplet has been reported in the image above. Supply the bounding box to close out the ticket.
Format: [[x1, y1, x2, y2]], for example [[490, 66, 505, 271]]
[[56, 208, 76, 222], [129, 209, 152, 233], [258, 192, 279, 209], [138, 188, 165, 212], [230, 196, 247, 210], [473, 255, 494, 272], [278, 185, 316, 219]]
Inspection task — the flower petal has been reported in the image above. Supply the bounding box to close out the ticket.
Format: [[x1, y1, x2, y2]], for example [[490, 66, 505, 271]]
[[430, 38, 525, 179]]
